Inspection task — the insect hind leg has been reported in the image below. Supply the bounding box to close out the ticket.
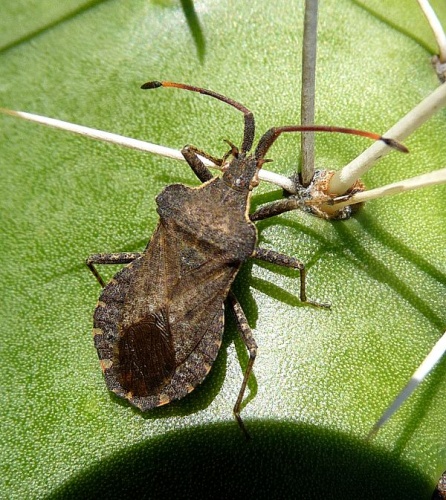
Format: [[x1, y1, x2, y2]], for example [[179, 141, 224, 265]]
[[86, 252, 142, 287], [227, 290, 258, 440]]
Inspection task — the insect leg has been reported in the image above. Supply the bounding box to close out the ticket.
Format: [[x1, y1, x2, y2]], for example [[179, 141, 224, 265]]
[[227, 290, 258, 440], [252, 247, 330, 308], [181, 144, 229, 183], [250, 189, 362, 222], [86, 252, 142, 287], [250, 198, 303, 222]]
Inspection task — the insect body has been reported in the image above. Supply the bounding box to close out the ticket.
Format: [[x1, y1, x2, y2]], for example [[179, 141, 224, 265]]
[[87, 81, 404, 436]]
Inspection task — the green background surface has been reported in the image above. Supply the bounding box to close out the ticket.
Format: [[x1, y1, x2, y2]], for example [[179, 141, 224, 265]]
[[1, 0, 446, 498]]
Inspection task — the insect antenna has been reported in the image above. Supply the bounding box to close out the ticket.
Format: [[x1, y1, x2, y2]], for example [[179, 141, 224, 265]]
[[255, 125, 408, 159], [141, 81, 255, 154]]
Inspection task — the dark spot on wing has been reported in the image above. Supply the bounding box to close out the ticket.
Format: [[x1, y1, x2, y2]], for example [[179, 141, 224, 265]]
[[115, 310, 176, 397]]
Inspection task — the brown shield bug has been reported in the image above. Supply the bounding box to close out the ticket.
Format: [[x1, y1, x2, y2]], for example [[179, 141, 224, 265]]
[[87, 81, 405, 437]]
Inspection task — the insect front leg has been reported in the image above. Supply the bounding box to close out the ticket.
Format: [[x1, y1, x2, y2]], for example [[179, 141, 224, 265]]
[[227, 291, 258, 440], [86, 252, 142, 287], [181, 145, 221, 183], [252, 247, 330, 308]]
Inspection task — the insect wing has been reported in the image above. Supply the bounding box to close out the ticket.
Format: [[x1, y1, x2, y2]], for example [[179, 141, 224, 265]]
[[94, 220, 238, 410]]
